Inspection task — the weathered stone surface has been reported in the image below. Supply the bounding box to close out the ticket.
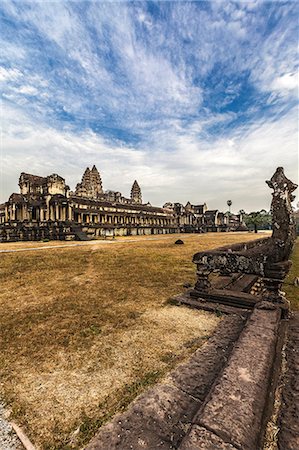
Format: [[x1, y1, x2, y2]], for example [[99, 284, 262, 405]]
[[246, 306, 280, 331], [229, 274, 258, 293], [179, 425, 237, 450], [166, 315, 245, 400], [278, 312, 299, 450], [191, 168, 297, 304], [197, 308, 279, 450], [193, 237, 270, 277], [172, 292, 251, 315], [86, 384, 200, 450], [86, 315, 246, 449], [266, 167, 297, 263], [85, 409, 174, 450], [190, 288, 260, 308]]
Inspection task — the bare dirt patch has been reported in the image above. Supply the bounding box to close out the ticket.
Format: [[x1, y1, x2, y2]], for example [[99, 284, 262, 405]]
[[0, 232, 260, 448]]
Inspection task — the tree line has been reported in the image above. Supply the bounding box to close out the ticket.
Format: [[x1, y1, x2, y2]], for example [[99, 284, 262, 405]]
[[240, 209, 272, 233]]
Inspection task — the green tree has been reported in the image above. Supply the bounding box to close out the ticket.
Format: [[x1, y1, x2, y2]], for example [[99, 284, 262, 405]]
[[243, 210, 272, 233]]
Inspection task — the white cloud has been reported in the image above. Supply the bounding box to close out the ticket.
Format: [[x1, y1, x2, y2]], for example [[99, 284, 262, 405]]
[[271, 72, 298, 92], [17, 85, 39, 96], [1, 1, 297, 136], [0, 66, 23, 82], [1, 102, 297, 213], [0, 40, 27, 62]]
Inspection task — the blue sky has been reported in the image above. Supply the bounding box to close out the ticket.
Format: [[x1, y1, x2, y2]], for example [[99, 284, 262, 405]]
[[0, 0, 298, 211]]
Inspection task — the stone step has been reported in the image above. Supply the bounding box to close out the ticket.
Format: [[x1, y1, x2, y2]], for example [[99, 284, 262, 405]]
[[172, 293, 251, 315], [190, 288, 260, 308]]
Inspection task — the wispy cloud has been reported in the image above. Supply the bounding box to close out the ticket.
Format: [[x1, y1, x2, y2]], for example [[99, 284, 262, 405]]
[[2, 101, 297, 212]]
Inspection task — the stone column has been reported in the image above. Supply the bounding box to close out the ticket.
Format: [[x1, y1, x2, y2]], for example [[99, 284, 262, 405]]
[[194, 264, 212, 291], [12, 204, 16, 221], [45, 197, 51, 220], [49, 205, 54, 221], [23, 205, 28, 220], [55, 204, 59, 221], [263, 261, 292, 304], [5, 205, 9, 222]]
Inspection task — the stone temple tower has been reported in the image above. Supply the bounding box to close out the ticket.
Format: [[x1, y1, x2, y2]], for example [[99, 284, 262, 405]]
[[90, 165, 103, 196], [131, 180, 142, 204], [75, 165, 103, 199]]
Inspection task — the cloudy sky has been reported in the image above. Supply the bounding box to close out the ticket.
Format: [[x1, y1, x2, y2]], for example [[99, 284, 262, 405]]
[[0, 0, 298, 212]]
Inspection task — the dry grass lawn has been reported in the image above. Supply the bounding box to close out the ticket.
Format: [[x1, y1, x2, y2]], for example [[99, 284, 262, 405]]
[[283, 238, 299, 310], [0, 232, 261, 449]]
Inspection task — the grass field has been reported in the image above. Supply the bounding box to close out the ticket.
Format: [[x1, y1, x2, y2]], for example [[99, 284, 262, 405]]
[[283, 238, 299, 310], [0, 232, 264, 449]]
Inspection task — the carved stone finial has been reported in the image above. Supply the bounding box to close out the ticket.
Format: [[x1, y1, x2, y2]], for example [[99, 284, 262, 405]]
[[266, 167, 297, 198], [190, 167, 297, 308], [266, 167, 297, 263]]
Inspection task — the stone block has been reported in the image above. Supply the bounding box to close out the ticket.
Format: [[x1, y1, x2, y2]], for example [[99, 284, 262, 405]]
[[180, 425, 237, 450], [86, 384, 200, 449], [247, 307, 280, 332], [197, 309, 278, 450], [166, 316, 245, 400]]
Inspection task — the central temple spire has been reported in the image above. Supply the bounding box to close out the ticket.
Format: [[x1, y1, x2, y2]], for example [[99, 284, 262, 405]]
[[75, 165, 103, 198]]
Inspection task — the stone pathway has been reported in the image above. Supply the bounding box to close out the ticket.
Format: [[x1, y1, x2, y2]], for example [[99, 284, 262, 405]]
[[0, 235, 193, 254], [278, 311, 299, 450]]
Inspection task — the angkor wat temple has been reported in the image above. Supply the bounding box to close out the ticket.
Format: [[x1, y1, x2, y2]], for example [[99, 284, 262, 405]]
[[0, 166, 243, 242]]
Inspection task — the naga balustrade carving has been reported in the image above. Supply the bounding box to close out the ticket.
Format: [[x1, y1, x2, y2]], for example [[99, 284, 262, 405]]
[[192, 167, 297, 305]]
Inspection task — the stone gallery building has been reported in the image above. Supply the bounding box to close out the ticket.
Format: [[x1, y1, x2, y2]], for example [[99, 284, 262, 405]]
[[0, 166, 243, 242]]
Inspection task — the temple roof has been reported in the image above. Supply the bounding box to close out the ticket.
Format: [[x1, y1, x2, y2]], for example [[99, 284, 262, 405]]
[[19, 172, 65, 185], [19, 173, 47, 185], [205, 210, 218, 215], [9, 193, 24, 203]]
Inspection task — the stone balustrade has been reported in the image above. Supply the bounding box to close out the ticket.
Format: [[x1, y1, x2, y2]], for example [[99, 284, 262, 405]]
[[191, 167, 297, 307]]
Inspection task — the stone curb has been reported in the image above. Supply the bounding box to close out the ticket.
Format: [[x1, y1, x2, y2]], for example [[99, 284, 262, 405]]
[[85, 315, 245, 449], [179, 425, 238, 450], [190, 307, 280, 450], [86, 307, 283, 450]]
